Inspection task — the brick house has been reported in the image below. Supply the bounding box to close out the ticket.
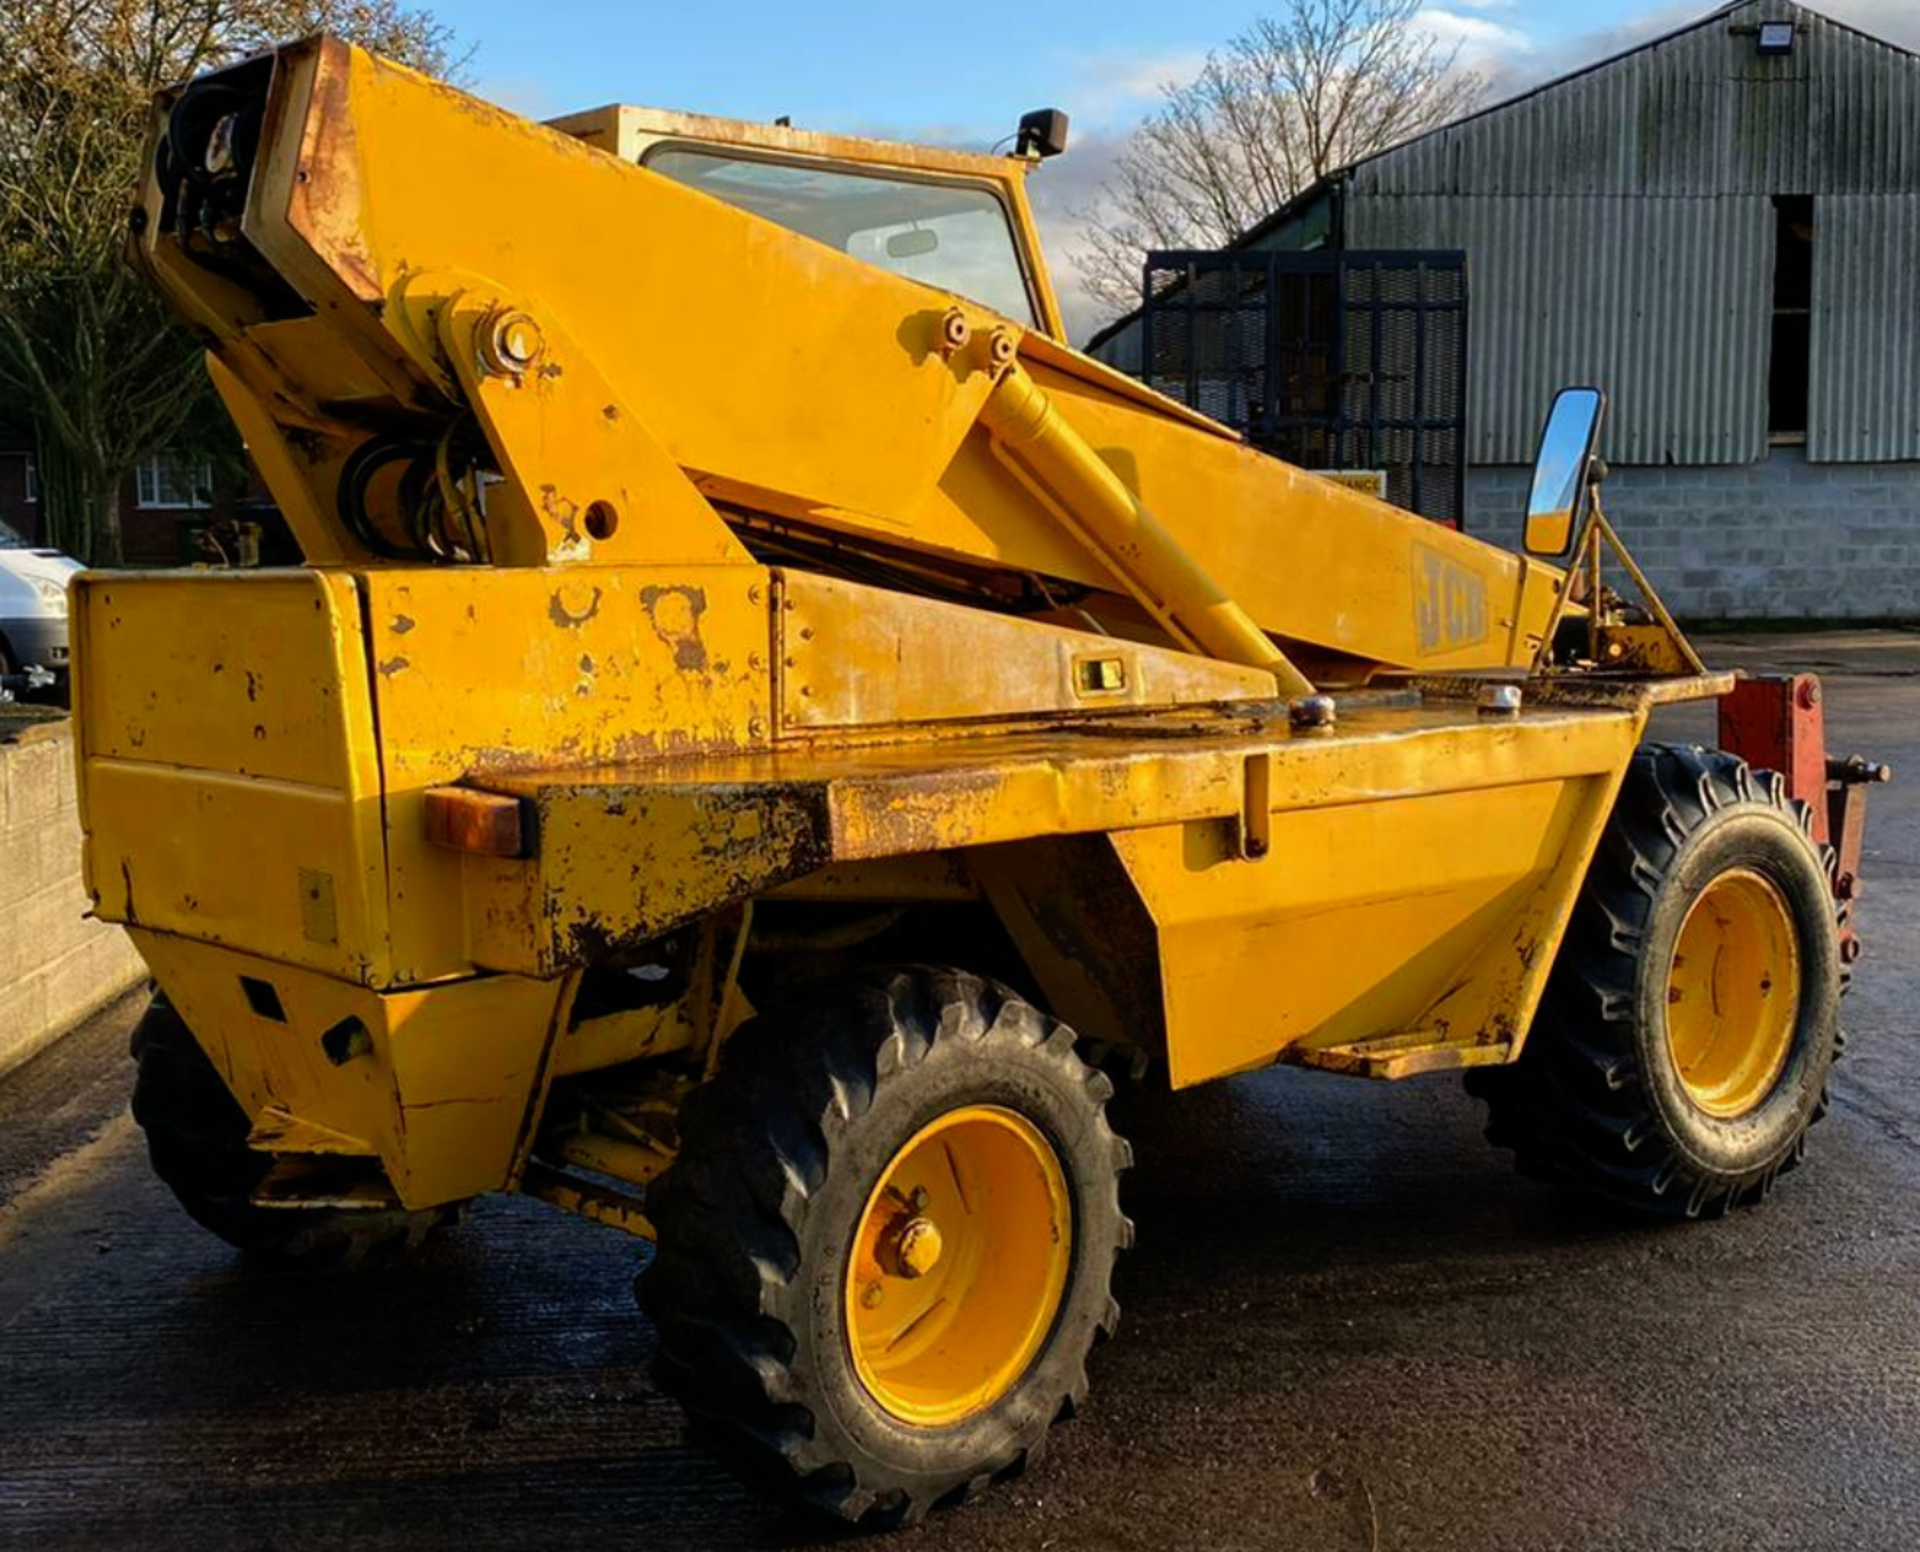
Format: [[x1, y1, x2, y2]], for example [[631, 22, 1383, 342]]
[[0, 419, 268, 565]]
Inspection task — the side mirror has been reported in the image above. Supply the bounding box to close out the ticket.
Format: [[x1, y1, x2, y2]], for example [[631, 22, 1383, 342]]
[[1524, 387, 1606, 557]]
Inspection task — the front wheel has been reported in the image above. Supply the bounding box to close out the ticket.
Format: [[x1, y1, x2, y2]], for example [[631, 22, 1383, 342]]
[[1470, 744, 1844, 1217], [640, 967, 1131, 1527]]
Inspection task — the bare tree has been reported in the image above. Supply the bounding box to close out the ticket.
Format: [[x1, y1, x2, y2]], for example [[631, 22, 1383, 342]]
[[0, 1, 463, 563], [1076, 0, 1484, 317]]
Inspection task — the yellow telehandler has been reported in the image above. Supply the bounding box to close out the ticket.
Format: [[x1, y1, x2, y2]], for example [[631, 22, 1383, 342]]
[[85, 37, 1878, 1525]]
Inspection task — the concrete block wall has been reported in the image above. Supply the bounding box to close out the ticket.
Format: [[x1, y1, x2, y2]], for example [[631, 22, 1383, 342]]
[[0, 721, 147, 1073], [1465, 448, 1920, 619]]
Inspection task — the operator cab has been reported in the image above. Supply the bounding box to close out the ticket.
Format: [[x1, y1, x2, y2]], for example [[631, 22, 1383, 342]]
[[548, 104, 1070, 341]]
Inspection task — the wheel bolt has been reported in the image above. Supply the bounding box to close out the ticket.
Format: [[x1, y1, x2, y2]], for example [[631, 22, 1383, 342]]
[[892, 1216, 943, 1279]]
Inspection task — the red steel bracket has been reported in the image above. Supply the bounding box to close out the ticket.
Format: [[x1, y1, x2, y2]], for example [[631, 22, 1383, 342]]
[[1718, 674, 1891, 965]]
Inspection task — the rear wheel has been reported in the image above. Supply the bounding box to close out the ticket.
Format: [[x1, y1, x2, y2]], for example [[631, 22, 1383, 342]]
[[1470, 744, 1843, 1217], [130, 996, 459, 1263], [640, 966, 1131, 1527]]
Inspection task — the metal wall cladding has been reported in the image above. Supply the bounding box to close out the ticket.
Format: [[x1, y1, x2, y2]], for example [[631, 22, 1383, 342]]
[[1811, 193, 1920, 462], [1350, 1, 1920, 200], [1350, 194, 1773, 465]]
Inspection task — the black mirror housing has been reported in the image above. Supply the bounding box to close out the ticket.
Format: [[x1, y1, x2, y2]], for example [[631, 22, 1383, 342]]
[[1016, 108, 1069, 159]]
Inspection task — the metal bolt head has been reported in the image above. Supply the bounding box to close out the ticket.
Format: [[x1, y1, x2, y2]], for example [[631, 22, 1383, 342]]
[[1478, 683, 1524, 717], [893, 1217, 943, 1279], [1288, 694, 1337, 731], [480, 309, 544, 377], [861, 1282, 885, 1309], [939, 307, 971, 354]]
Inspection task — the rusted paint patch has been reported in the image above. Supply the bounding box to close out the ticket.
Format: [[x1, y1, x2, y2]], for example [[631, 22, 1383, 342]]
[[532, 784, 834, 971], [377, 656, 410, 677], [539, 484, 582, 544], [547, 583, 602, 629], [640, 585, 709, 672], [390, 614, 416, 635], [284, 39, 384, 302]]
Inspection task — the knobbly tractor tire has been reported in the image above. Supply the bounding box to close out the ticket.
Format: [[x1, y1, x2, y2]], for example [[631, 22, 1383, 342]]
[[639, 966, 1132, 1527], [1469, 743, 1844, 1218], [130, 996, 459, 1263]]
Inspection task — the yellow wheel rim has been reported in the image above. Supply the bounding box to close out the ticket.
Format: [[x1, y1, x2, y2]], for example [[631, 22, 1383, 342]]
[[845, 1105, 1071, 1428], [1664, 867, 1802, 1118]]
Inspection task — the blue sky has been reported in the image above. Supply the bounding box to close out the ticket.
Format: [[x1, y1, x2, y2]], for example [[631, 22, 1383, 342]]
[[452, 0, 1619, 139]]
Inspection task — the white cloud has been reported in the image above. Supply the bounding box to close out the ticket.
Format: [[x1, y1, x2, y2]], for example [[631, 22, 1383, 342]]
[[1416, 7, 1535, 67], [1023, 128, 1132, 345], [1057, 47, 1212, 130]]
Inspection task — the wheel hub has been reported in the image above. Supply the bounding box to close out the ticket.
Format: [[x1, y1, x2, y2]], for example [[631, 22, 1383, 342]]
[[845, 1105, 1071, 1428], [1664, 867, 1803, 1118]]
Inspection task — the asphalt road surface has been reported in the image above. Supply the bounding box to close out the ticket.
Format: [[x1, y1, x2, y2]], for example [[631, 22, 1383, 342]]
[[4, 633, 1918, 1552]]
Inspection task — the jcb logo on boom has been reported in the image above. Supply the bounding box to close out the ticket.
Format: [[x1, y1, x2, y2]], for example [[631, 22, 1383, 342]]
[[1414, 545, 1489, 655]]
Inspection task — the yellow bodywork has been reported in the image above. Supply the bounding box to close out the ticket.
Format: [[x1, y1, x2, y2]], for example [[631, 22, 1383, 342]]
[[78, 36, 1726, 1216]]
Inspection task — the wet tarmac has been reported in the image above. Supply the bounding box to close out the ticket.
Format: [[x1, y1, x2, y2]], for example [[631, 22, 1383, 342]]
[[3, 633, 1918, 1552]]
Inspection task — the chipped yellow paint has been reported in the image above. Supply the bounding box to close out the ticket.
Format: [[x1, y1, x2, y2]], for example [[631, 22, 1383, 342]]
[[358, 565, 770, 981], [1114, 755, 1634, 1088], [459, 690, 1654, 1026], [73, 570, 389, 985]]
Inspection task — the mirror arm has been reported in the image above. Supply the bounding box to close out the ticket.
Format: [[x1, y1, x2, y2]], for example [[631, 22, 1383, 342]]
[[1526, 505, 1590, 677], [1529, 484, 1709, 680], [1589, 492, 1708, 677]]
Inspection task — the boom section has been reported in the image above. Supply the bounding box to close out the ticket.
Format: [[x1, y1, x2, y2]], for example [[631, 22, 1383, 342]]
[[133, 35, 1563, 684]]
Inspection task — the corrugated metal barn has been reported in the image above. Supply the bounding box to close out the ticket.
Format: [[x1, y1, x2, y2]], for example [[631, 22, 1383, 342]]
[[1090, 0, 1920, 618]]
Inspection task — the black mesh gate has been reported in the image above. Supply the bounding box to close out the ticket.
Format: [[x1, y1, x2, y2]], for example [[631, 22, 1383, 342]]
[[1137, 249, 1469, 527]]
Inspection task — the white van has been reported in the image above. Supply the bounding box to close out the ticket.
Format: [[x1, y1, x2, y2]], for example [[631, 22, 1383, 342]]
[[0, 525, 81, 693]]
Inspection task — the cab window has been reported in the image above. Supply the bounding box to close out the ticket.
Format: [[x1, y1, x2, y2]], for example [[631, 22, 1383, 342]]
[[644, 147, 1036, 326]]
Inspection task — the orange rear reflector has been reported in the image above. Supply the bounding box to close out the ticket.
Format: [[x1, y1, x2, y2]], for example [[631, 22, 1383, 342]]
[[424, 787, 532, 858]]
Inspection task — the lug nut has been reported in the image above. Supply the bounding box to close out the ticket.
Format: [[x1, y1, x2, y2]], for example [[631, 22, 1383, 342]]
[[891, 1217, 943, 1279]]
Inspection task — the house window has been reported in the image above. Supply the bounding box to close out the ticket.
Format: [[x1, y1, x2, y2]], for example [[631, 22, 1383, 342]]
[[23, 457, 37, 503], [136, 454, 213, 509], [1768, 196, 1813, 441]]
